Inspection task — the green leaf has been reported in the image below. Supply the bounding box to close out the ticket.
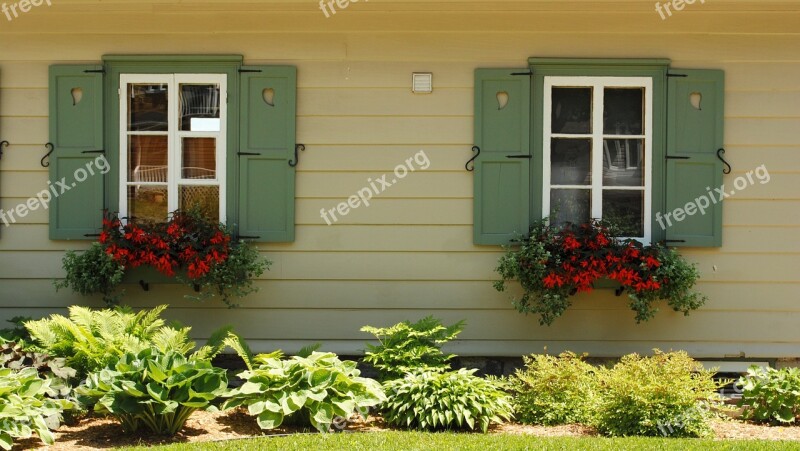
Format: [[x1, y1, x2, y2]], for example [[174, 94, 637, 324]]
[[257, 410, 284, 430]]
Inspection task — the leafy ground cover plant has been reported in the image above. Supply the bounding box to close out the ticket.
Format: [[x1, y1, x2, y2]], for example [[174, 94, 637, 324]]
[[507, 352, 597, 426], [494, 219, 706, 325], [382, 368, 513, 433], [0, 367, 73, 450], [0, 317, 34, 345], [594, 350, 725, 438], [77, 348, 227, 435], [361, 317, 465, 381], [223, 337, 385, 433], [24, 305, 222, 378], [738, 366, 800, 425]]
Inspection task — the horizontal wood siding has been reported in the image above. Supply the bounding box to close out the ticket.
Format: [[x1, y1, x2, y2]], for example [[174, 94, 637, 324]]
[[0, 1, 798, 357]]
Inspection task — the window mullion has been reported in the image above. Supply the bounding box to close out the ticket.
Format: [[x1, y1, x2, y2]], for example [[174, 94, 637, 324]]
[[592, 82, 605, 221], [168, 75, 179, 216]]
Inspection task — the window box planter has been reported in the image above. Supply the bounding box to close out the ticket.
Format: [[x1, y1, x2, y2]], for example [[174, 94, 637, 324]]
[[494, 219, 707, 326], [56, 210, 270, 307]]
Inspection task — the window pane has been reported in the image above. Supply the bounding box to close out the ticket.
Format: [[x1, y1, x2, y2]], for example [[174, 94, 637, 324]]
[[128, 84, 168, 132], [604, 88, 644, 135], [180, 186, 220, 221], [128, 135, 168, 183], [180, 84, 221, 131], [182, 138, 216, 179], [552, 87, 592, 134], [603, 139, 644, 187], [551, 139, 592, 186], [603, 190, 644, 237], [128, 186, 168, 223], [550, 189, 591, 227]]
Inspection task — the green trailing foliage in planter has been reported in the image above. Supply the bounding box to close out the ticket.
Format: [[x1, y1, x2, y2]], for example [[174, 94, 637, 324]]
[[222, 335, 386, 433], [56, 210, 270, 307], [507, 351, 598, 426], [24, 305, 226, 379], [494, 219, 706, 325], [55, 243, 125, 306], [76, 347, 228, 436], [0, 367, 74, 450], [361, 317, 465, 381], [738, 366, 800, 425], [382, 368, 513, 433], [594, 350, 726, 438]]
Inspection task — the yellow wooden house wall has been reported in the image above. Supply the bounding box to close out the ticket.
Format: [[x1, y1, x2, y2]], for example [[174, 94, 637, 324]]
[[0, 0, 798, 357]]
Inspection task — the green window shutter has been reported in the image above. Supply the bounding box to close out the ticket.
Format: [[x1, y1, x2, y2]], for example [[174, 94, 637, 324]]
[[238, 66, 297, 242], [48, 65, 105, 240], [473, 69, 531, 245], [664, 69, 725, 247]]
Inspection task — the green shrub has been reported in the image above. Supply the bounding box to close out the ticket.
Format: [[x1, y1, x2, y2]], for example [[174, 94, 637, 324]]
[[76, 347, 227, 435], [0, 367, 73, 450], [361, 316, 465, 381], [594, 350, 723, 437], [223, 341, 386, 433], [508, 352, 597, 426], [382, 368, 513, 433], [738, 366, 800, 425], [55, 243, 125, 306], [24, 305, 223, 378]]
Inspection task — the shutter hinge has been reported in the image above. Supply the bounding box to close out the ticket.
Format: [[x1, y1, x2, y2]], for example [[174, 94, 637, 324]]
[[507, 155, 532, 159], [83, 68, 106, 74], [238, 152, 261, 156], [238, 68, 263, 73], [665, 156, 691, 160], [511, 70, 532, 76], [238, 236, 261, 240], [84, 233, 101, 238], [667, 73, 688, 78], [664, 240, 687, 244]]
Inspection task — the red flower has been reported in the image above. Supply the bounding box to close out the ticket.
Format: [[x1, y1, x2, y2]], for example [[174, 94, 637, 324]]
[[645, 256, 661, 269], [562, 236, 581, 251]]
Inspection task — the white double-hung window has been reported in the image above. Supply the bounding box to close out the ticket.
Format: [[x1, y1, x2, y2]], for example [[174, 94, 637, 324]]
[[543, 76, 653, 241], [119, 74, 227, 223]]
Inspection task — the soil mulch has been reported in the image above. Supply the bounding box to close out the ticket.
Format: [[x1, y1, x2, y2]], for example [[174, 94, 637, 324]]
[[12, 410, 800, 450]]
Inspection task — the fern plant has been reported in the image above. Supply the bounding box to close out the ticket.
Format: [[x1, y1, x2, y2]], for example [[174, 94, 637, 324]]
[[24, 305, 225, 378], [361, 317, 465, 381]]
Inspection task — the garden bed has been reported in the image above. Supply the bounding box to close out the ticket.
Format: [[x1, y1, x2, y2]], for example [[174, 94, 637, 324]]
[[13, 409, 800, 450]]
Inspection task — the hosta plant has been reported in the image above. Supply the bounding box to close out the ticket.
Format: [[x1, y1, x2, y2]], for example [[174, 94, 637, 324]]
[[382, 368, 513, 433], [77, 348, 228, 435], [495, 219, 706, 325], [0, 367, 73, 450], [25, 305, 223, 378], [738, 366, 800, 425], [223, 338, 386, 433], [361, 316, 465, 381]]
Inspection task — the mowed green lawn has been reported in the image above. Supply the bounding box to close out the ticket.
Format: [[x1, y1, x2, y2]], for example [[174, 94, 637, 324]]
[[116, 432, 800, 451]]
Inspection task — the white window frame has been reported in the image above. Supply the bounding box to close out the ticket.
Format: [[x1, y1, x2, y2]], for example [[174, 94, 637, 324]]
[[542, 76, 653, 242], [119, 73, 227, 223]]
